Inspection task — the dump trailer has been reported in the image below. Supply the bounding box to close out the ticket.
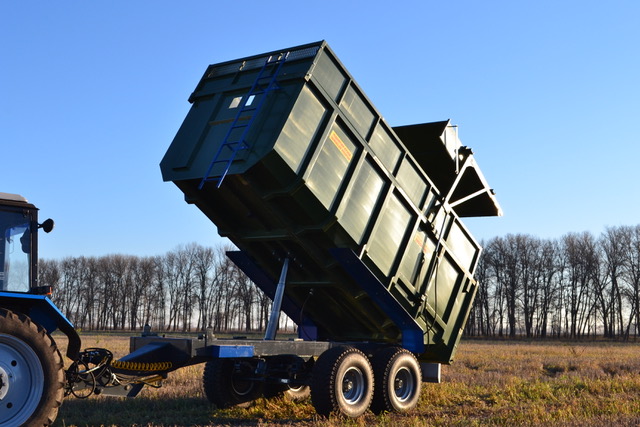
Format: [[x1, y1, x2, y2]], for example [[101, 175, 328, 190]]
[[1, 41, 501, 425], [158, 40, 502, 416]]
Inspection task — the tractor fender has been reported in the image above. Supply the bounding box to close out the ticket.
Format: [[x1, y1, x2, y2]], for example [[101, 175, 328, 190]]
[[0, 291, 81, 360]]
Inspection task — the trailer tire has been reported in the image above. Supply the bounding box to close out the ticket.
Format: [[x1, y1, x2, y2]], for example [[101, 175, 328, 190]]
[[370, 347, 421, 414], [0, 309, 64, 427], [283, 384, 311, 401], [261, 355, 312, 401], [310, 346, 374, 417], [203, 358, 262, 409], [264, 383, 311, 401]]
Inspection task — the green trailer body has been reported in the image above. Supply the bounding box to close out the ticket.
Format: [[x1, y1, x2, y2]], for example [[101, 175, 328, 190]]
[[160, 41, 501, 364]]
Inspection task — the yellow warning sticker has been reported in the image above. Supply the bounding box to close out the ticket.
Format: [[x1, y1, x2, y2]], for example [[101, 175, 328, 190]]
[[413, 232, 430, 254], [329, 130, 353, 161]]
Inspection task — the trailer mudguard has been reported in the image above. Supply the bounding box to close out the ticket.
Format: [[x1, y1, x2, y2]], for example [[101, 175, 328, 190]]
[[0, 291, 81, 360]]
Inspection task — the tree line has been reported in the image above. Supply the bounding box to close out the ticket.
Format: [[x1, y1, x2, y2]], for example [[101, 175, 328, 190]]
[[43, 225, 640, 339], [42, 243, 279, 333], [465, 225, 640, 340]]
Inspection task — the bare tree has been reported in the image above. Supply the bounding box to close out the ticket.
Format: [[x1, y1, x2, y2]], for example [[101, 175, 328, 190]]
[[535, 240, 559, 337], [518, 235, 541, 338], [485, 235, 523, 337], [598, 227, 628, 338], [466, 240, 492, 336], [39, 259, 60, 290], [192, 244, 214, 331], [230, 261, 257, 332], [128, 256, 156, 331], [624, 225, 640, 337], [162, 250, 184, 331], [561, 232, 599, 338], [150, 255, 168, 329]]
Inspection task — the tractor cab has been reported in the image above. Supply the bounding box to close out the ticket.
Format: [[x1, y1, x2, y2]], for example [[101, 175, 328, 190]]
[[0, 192, 53, 294]]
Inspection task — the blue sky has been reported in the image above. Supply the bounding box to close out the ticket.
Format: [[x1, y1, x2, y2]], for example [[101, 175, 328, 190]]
[[2, 1, 639, 258]]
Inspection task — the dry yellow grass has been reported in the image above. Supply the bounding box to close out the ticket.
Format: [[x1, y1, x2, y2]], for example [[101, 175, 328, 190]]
[[52, 334, 640, 426]]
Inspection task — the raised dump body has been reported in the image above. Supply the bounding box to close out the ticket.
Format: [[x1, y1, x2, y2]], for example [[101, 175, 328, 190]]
[[161, 41, 501, 364]]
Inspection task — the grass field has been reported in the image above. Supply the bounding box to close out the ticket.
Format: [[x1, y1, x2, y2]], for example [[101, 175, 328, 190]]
[[52, 333, 640, 426]]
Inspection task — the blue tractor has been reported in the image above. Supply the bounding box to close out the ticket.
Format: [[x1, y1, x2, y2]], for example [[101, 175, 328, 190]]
[[0, 192, 80, 426]]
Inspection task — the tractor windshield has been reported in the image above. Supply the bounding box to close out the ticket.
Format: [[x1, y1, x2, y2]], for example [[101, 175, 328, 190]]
[[0, 210, 32, 292]]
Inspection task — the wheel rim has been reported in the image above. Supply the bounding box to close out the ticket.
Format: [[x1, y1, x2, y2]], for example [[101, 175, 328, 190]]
[[0, 333, 44, 426], [341, 366, 366, 405], [393, 366, 415, 403], [230, 362, 255, 397]]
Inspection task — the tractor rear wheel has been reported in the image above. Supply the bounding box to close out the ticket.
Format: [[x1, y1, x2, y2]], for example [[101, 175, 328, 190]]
[[0, 309, 64, 426]]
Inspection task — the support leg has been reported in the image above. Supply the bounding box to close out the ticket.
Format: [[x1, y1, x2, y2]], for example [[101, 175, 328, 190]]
[[264, 257, 290, 340]]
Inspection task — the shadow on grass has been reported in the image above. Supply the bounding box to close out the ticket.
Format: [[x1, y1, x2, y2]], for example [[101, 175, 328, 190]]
[[55, 396, 318, 427], [56, 396, 209, 426]]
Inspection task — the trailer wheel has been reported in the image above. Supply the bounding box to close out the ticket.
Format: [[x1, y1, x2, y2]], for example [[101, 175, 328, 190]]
[[203, 358, 262, 408], [264, 383, 311, 401], [370, 347, 422, 414], [283, 384, 311, 401], [0, 309, 64, 427], [311, 346, 374, 417], [261, 355, 312, 401]]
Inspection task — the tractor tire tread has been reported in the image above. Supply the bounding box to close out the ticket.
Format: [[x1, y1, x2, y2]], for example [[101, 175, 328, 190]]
[[0, 308, 64, 426]]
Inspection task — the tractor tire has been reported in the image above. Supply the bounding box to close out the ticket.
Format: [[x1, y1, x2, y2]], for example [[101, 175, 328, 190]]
[[370, 347, 422, 414], [310, 346, 374, 417], [0, 309, 64, 427], [203, 358, 263, 409]]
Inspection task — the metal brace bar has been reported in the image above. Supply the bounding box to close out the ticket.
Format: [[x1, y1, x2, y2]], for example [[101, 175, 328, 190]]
[[264, 257, 290, 340]]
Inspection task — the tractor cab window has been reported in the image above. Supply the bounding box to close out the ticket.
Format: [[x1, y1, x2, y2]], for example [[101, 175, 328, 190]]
[[0, 211, 32, 292]]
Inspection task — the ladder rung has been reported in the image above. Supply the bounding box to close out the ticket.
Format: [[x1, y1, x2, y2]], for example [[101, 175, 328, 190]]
[[199, 52, 288, 189], [224, 143, 249, 150]]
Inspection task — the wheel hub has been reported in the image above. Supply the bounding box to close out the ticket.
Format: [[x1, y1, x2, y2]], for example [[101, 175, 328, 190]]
[[0, 334, 45, 425], [230, 362, 256, 396], [342, 367, 365, 404], [393, 367, 414, 402], [0, 365, 8, 400]]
